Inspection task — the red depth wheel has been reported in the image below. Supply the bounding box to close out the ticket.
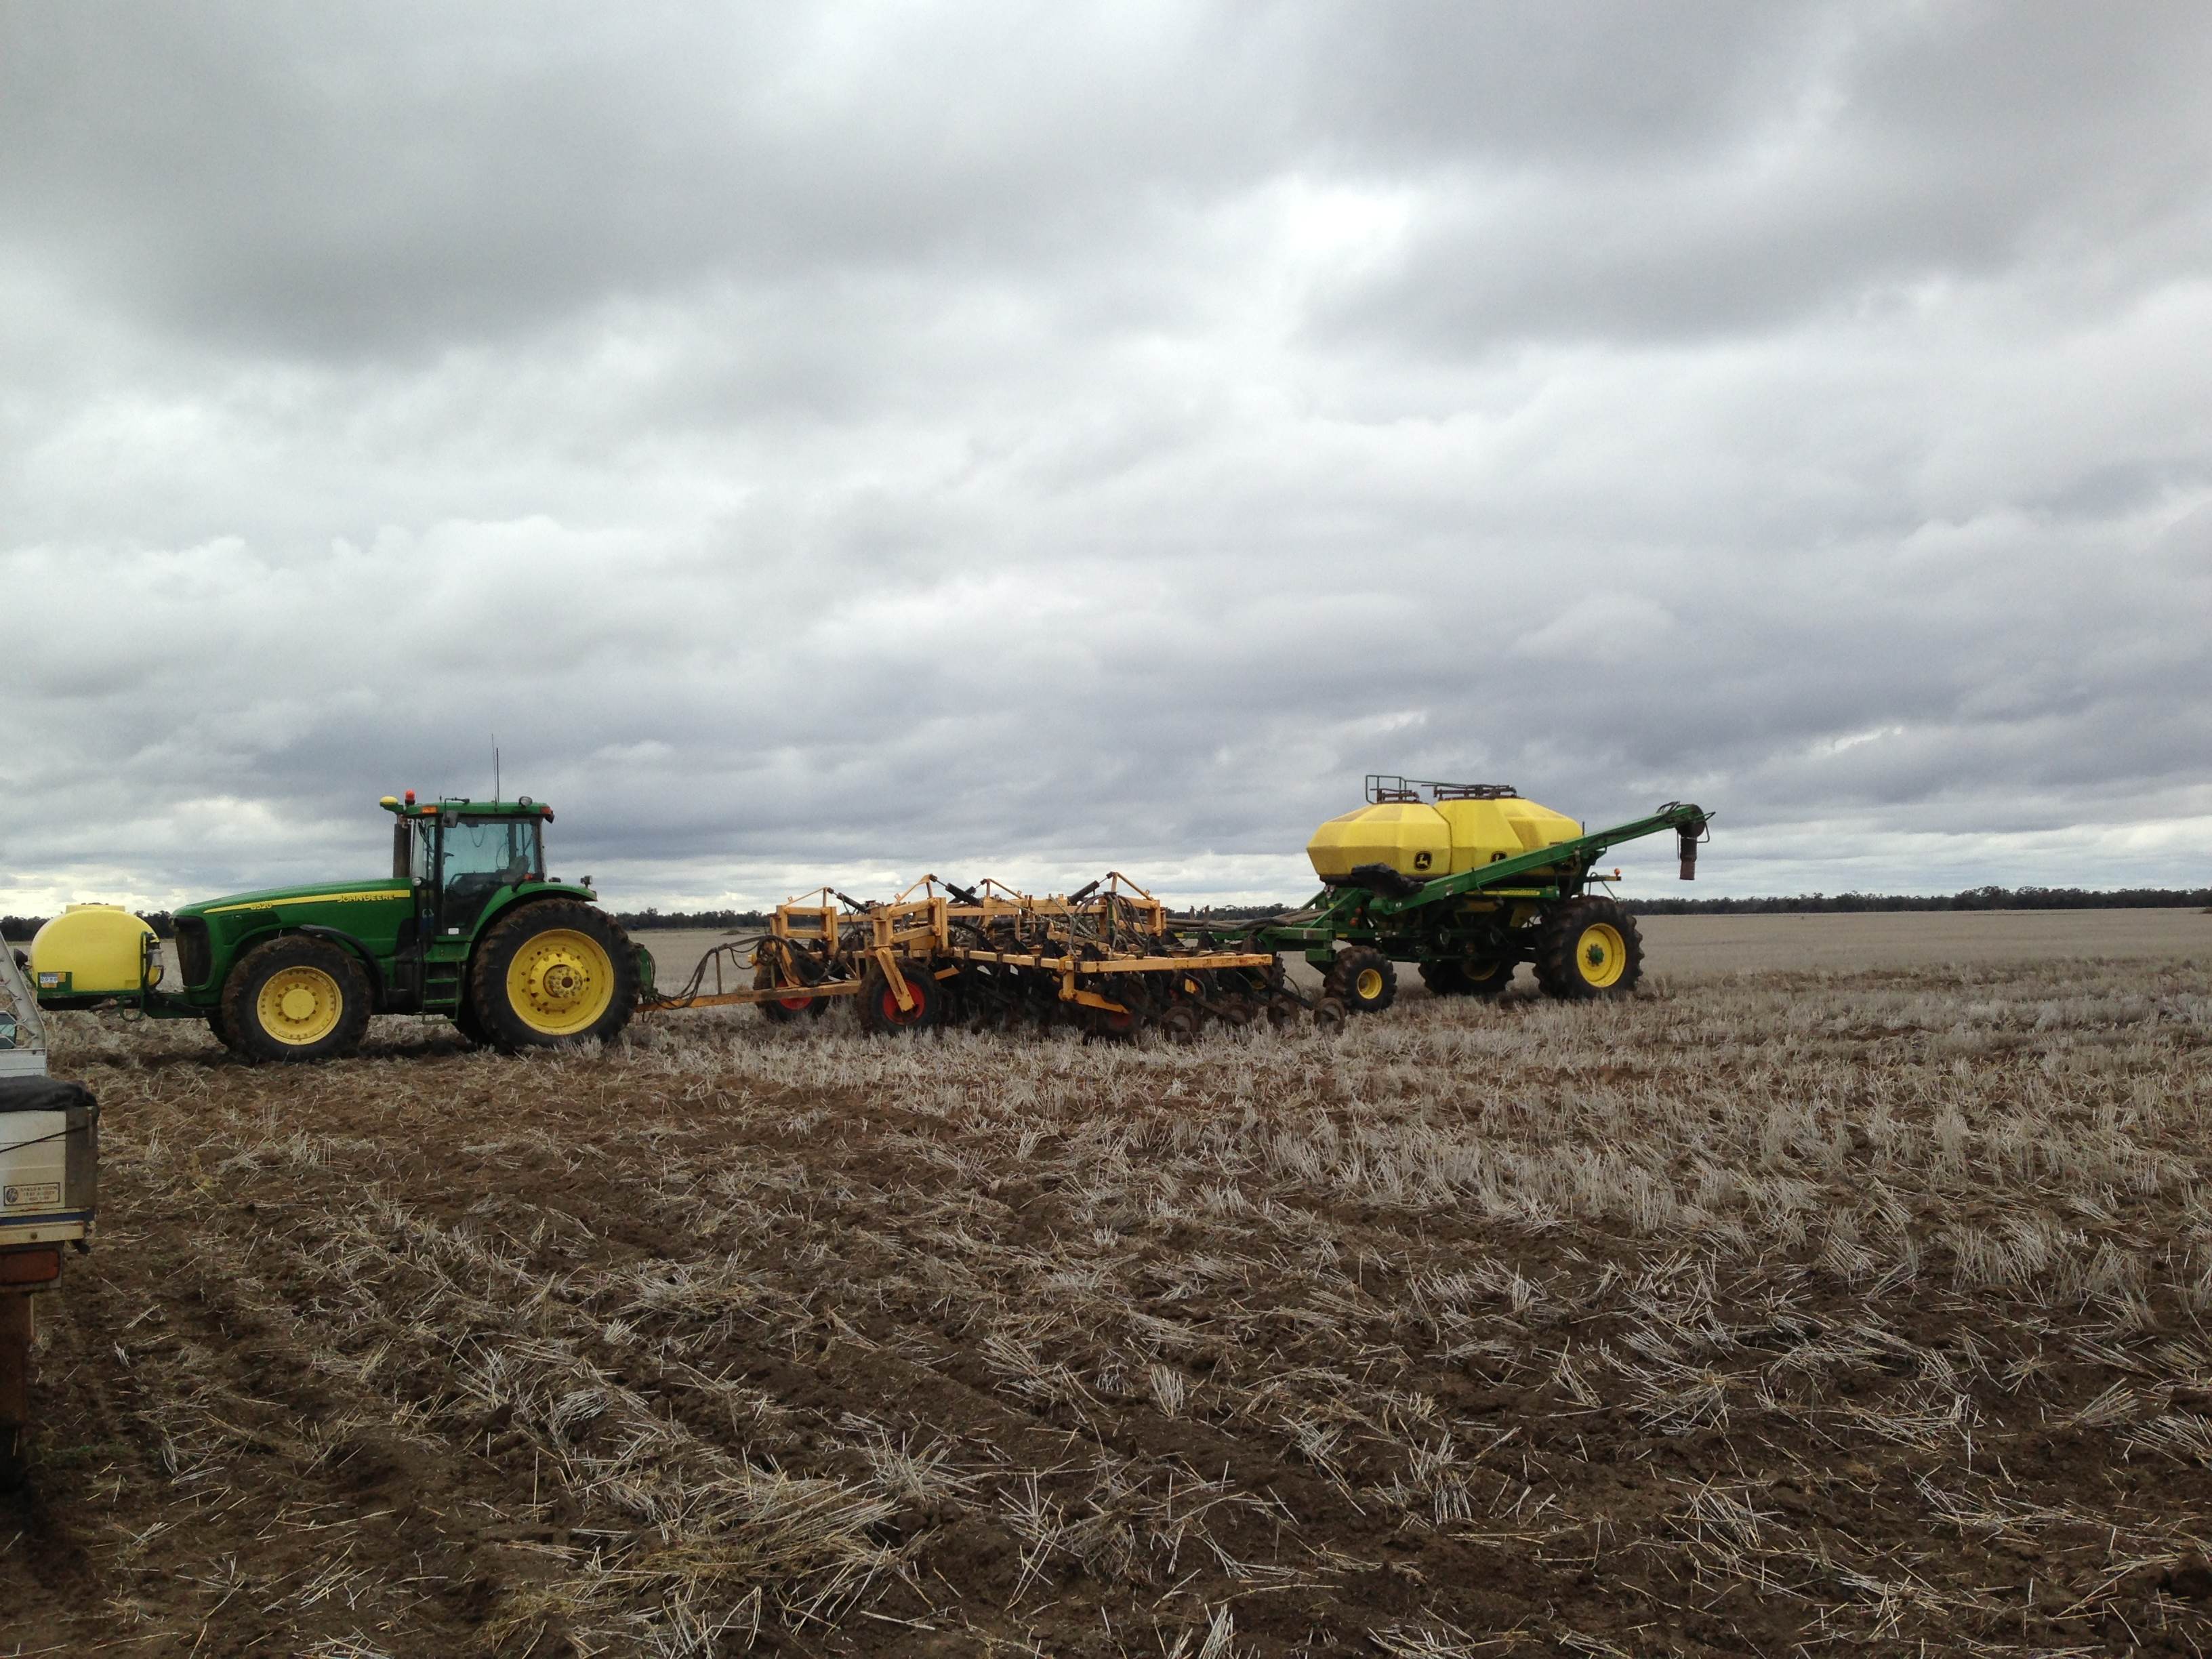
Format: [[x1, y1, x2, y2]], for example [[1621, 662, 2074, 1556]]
[[860, 961, 938, 1033]]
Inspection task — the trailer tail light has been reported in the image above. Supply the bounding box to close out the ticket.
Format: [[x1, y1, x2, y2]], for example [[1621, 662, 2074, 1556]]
[[0, 1249, 60, 1287]]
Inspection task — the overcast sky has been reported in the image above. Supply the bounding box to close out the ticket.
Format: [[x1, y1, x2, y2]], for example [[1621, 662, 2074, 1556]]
[[3, 1, 2207, 913]]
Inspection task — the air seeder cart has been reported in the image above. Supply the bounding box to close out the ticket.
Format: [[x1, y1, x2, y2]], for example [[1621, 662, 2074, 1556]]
[[1246, 777, 1711, 1014]]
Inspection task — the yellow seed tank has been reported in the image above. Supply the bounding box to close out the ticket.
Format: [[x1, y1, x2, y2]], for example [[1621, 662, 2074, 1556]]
[[1307, 795, 1582, 882]]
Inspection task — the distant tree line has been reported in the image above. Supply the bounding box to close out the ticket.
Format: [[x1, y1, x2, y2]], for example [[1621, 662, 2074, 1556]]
[[1625, 886, 2212, 916]]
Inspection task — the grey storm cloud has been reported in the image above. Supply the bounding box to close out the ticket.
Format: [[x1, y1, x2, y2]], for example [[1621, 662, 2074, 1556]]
[[1, 1, 2207, 914]]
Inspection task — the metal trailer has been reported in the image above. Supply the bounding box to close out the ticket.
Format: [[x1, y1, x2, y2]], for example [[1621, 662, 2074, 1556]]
[[0, 941, 99, 1484]]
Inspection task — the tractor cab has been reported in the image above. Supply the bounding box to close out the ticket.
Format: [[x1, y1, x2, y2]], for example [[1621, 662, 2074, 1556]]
[[386, 793, 554, 938]]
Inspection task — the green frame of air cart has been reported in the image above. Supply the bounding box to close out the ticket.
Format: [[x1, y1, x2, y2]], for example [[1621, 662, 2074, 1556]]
[[1251, 802, 1712, 966], [39, 798, 618, 1023]]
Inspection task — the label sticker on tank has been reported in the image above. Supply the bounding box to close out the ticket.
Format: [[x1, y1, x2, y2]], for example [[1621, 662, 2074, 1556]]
[[3, 1183, 61, 1210]]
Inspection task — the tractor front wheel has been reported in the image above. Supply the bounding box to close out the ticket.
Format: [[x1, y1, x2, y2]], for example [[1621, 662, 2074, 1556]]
[[205, 1002, 252, 1057], [470, 901, 639, 1052], [1326, 947, 1397, 1015], [220, 936, 374, 1063], [1533, 897, 1643, 1001]]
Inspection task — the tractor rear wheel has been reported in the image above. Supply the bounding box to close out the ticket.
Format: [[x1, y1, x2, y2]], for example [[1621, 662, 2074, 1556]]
[[1419, 958, 1515, 998], [857, 959, 941, 1035], [1326, 947, 1397, 1015], [471, 901, 639, 1052], [451, 996, 489, 1048], [220, 936, 373, 1063], [1533, 897, 1643, 1001]]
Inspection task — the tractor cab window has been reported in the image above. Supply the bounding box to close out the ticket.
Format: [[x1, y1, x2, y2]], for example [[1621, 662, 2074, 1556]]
[[436, 817, 543, 934]]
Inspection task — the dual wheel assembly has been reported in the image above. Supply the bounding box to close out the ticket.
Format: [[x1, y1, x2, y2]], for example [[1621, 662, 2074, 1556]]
[[211, 900, 638, 1062], [1328, 896, 1644, 1017]]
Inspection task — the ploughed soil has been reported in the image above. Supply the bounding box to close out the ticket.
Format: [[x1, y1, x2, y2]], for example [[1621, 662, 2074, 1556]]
[[4, 943, 2211, 1656]]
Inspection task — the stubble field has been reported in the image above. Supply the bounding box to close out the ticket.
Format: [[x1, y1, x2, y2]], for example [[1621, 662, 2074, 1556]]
[[4, 913, 2210, 1656]]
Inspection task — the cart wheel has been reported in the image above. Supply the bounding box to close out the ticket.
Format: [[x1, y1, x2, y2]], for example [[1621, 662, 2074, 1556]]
[[1533, 897, 1643, 1001], [1085, 993, 1143, 1042], [1325, 947, 1397, 1015], [1157, 1004, 1201, 1044], [1419, 958, 1515, 998], [858, 960, 941, 1034], [755, 962, 827, 1024]]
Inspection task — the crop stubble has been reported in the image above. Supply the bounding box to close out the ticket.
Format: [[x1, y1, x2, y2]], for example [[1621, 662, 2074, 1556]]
[[3, 916, 2210, 1656]]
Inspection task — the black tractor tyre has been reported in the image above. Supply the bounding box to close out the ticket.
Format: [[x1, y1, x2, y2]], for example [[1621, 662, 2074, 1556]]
[[205, 1002, 251, 1057], [220, 935, 374, 1064], [470, 901, 640, 1052], [1532, 897, 1644, 1001], [856, 959, 942, 1035], [1326, 947, 1397, 1015], [1419, 958, 1515, 999], [451, 996, 489, 1048]]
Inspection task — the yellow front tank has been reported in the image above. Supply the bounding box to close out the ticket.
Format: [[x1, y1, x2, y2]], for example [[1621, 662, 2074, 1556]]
[[1307, 803, 1452, 880], [1307, 796, 1583, 882], [29, 905, 159, 996]]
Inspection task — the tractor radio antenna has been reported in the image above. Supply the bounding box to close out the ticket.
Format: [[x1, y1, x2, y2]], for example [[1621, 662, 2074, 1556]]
[[493, 735, 500, 802]]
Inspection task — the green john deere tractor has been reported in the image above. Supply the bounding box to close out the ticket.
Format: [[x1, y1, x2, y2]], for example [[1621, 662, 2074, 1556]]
[[28, 794, 644, 1063]]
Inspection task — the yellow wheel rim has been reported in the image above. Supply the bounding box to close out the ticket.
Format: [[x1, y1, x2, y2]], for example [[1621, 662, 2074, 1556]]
[[1355, 966, 1385, 1000], [1578, 923, 1628, 989], [506, 929, 615, 1036], [257, 965, 344, 1046]]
